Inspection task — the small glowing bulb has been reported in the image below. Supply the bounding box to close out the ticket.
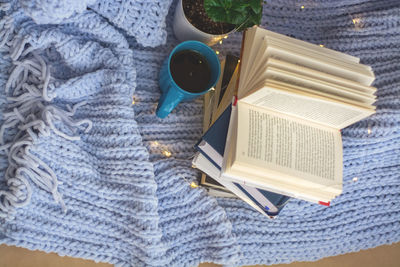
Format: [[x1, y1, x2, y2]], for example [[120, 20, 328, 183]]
[[219, 40, 223, 45], [190, 182, 198, 188], [353, 177, 358, 182], [210, 87, 215, 91], [238, 59, 241, 63], [352, 18, 361, 25], [215, 51, 220, 55], [132, 99, 136, 105], [319, 44, 324, 47], [152, 141, 159, 146], [368, 128, 372, 135], [223, 35, 228, 39], [162, 150, 172, 157], [301, 5, 305, 9]]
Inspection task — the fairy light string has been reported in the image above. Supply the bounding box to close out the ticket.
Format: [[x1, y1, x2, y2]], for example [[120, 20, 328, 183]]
[[149, 140, 173, 158]]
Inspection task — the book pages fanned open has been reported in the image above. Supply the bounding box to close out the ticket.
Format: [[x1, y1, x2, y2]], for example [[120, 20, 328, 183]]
[[219, 26, 376, 204]]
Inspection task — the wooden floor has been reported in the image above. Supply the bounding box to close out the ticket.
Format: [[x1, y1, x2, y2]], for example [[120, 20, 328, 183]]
[[0, 242, 399, 267]]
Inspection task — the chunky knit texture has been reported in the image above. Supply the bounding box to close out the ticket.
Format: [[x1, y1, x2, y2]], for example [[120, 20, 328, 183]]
[[0, 0, 399, 266], [18, 0, 173, 47]]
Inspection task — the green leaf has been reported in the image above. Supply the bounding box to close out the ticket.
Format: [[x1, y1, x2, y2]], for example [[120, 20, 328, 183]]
[[249, 0, 262, 14], [250, 8, 262, 24], [204, 0, 264, 31], [230, 1, 248, 10], [226, 10, 247, 25], [205, 6, 228, 22], [204, 0, 226, 9]]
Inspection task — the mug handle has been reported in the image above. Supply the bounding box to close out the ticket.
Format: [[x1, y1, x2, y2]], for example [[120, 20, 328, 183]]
[[156, 85, 184, 118]]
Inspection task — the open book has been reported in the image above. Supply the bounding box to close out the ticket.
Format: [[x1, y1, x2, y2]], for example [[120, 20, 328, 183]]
[[220, 26, 376, 204]]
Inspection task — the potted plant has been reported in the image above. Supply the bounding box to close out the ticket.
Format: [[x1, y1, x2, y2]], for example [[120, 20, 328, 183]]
[[173, 0, 263, 46]]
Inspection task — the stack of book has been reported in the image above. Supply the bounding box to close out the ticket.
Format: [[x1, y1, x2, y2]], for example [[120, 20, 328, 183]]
[[193, 26, 376, 218]]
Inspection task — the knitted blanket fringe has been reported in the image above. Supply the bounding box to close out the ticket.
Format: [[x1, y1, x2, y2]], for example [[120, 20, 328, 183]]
[[0, 0, 399, 266], [0, 6, 95, 217]]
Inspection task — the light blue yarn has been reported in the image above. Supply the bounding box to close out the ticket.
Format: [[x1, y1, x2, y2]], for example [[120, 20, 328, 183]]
[[19, 0, 96, 24], [0, 0, 399, 266]]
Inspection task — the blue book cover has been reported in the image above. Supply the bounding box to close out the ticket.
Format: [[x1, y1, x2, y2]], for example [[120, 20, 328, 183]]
[[234, 183, 290, 216], [195, 104, 290, 216], [195, 104, 232, 169]]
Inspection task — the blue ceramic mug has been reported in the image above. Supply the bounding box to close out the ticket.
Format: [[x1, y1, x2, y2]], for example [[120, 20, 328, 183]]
[[156, 41, 221, 118]]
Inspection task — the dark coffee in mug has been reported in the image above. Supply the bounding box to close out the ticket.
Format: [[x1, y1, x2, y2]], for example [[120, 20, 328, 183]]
[[170, 49, 212, 93]]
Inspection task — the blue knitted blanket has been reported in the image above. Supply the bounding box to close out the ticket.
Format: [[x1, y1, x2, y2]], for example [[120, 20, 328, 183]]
[[0, 0, 399, 266]]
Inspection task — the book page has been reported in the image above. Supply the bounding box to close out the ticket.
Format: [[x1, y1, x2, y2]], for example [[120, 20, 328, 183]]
[[241, 83, 375, 129], [242, 38, 269, 91], [265, 39, 371, 74], [246, 67, 376, 105], [262, 29, 360, 64], [240, 27, 365, 94], [242, 38, 370, 94], [221, 103, 334, 203], [246, 58, 376, 96], [239, 26, 266, 92], [234, 102, 342, 194], [263, 45, 374, 85]]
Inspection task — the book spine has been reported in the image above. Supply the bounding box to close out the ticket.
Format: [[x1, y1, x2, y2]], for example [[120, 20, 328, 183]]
[[235, 29, 246, 95]]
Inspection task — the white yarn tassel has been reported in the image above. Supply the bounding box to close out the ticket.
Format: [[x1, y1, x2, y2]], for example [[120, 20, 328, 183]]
[[0, 15, 14, 48], [0, 30, 92, 218]]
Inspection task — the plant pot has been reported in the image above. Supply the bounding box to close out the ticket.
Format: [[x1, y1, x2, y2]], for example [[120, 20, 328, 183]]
[[173, 0, 234, 46]]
